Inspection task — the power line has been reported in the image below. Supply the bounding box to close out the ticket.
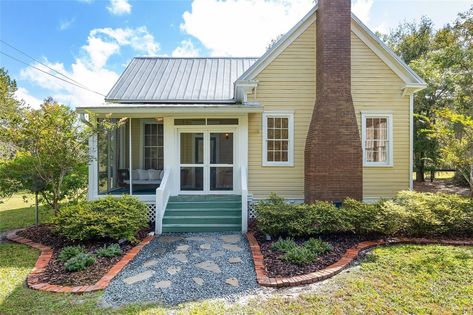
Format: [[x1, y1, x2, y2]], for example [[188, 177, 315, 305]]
[[0, 50, 105, 96], [0, 39, 90, 90]]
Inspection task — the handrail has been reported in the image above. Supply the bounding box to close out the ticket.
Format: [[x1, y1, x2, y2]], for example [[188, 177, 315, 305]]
[[241, 165, 248, 233], [155, 169, 172, 234]]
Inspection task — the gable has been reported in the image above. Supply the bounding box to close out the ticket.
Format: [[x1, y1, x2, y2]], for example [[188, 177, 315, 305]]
[[237, 6, 426, 96]]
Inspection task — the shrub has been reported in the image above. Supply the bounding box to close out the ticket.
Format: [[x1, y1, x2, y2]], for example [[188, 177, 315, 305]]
[[255, 193, 350, 237], [340, 198, 383, 234], [54, 195, 148, 242], [283, 246, 316, 266], [304, 238, 332, 256], [64, 253, 95, 272], [58, 246, 85, 262], [96, 244, 122, 258], [271, 238, 297, 253]]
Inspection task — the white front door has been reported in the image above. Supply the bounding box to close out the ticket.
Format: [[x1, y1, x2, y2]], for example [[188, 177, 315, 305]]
[[179, 130, 235, 194]]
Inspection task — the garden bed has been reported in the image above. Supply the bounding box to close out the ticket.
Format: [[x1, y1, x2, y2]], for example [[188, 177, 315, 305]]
[[253, 231, 378, 277], [16, 224, 151, 286]]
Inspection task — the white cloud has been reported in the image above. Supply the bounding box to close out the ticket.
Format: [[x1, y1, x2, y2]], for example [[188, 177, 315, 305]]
[[15, 87, 43, 109], [172, 39, 200, 57], [373, 22, 389, 35], [107, 0, 131, 15], [180, 0, 313, 57], [58, 17, 75, 31], [352, 0, 374, 24], [19, 26, 160, 108]]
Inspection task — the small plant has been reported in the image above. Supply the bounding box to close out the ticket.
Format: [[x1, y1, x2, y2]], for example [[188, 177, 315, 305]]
[[58, 246, 85, 262], [96, 244, 122, 258], [64, 253, 96, 272], [283, 247, 316, 266], [304, 238, 332, 256], [271, 238, 297, 253]]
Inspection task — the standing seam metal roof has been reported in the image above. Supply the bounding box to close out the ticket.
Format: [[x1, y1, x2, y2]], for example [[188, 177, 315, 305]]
[[106, 57, 258, 103]]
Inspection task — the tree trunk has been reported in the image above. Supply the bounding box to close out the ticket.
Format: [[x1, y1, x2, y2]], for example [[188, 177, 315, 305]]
[[430, 170, 435, 182], [416, 153, 425, 182], [470, 164, 473, 197]]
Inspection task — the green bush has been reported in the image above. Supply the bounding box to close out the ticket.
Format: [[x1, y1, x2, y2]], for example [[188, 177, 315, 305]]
[[271, 238, 297, 253], [58, 246, 85, 262], [283, 246, 316, 266], [64, 253, 95, 272], [96, 244, 122, 258], [54, 195, 148, 242], [255, 193, 351, 237], [255, 192, 473, 238], [304, 238, 332, 256]]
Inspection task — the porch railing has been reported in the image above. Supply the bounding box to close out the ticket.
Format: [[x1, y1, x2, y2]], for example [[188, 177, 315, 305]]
[[241, 165, 248, 233], [155, 169, 172, 234]]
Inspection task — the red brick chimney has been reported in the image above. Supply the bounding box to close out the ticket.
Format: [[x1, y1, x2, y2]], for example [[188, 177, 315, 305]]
[[304, 0, 363, 202]]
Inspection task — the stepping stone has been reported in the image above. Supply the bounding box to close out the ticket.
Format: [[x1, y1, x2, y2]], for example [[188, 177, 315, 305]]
[[192, 277, 204, 286], [222, 244, 242, 251], [186, 236, 206, 241], [123, 270, 155, 285], [192, 253, 200, 257], [211, 251, 225, 258], [155, 247, 166, 254], [195, 260, 221, 273], [220, 235, 240, 244], [154, 280, 172, 289], [225, 278, 239, 287], [176, 244, 190, 252], [228, 257, 242, 264], [167, 266, 181, 275], [160, 236, 182, 243], [172, 253, 188, 263], [143, 259, 159, 267], [200, 243, 211, 250]]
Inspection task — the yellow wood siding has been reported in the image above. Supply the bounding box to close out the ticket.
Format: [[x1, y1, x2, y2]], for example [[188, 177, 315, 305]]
[[247, 22, 411, 200]]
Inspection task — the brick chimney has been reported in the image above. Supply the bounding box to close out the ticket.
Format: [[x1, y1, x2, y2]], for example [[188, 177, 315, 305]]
[[304, 0, 363, 202]]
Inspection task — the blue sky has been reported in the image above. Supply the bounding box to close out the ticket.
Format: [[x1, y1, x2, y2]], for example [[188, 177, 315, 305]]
[[0, 0, 472, 108]]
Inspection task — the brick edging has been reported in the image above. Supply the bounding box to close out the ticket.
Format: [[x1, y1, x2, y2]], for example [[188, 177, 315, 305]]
[[246, 232, 473, 288], [6, 229, 154, 293]]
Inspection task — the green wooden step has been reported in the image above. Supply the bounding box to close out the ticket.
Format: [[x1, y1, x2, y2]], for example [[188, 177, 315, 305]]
[[162, 224, 242, 233], [164, 209, 242, 217], [163, 215, 241, 225], [166, 201, 241, 210]]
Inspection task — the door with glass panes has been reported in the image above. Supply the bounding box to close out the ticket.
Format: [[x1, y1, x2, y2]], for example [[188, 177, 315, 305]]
[[179, 130, 235, 193]]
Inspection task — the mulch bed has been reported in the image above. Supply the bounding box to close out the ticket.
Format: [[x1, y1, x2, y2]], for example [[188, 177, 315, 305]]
[[17, 224, 150, 286], [253, 231, 379, 278]]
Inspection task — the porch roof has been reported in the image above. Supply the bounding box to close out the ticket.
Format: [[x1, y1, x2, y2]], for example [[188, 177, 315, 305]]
[[75, 102, 263, 115], [105, 57, 258, 104]]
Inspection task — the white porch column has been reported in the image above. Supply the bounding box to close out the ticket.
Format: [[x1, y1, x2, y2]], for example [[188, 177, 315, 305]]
[[129, 118, 133, 195], [88, 135, 98, 200]]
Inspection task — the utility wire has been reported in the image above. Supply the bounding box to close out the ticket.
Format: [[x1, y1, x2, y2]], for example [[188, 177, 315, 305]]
[[0, 50, 105, 96], [0, 39, 90, 90]]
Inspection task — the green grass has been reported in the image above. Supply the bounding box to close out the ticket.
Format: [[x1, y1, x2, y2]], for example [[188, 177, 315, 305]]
[[1, 243, 472, 314], [0, 194, 54, 232]]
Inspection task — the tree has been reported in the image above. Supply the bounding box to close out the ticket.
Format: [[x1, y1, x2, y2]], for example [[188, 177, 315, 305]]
[[0, 98, 89, 212], [430, 109, 473, 195]]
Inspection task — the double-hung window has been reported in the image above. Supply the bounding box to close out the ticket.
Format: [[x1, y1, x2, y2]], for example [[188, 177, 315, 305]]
[[362, 113, 393, 167], [143, 123, 164, 170], [262, 112, 294, 166]]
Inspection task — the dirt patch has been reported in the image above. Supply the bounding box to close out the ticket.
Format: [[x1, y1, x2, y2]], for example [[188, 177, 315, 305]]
[[254, 232, 378, 278], [414, 180, 470, 196], [17, 224, 150, 286]]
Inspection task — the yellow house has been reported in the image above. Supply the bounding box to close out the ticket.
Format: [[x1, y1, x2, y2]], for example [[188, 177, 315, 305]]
[[77, 3, 426, 234]]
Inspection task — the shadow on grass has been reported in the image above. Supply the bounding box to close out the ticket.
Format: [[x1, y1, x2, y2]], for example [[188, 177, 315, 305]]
[[0, 206, 53, 233]]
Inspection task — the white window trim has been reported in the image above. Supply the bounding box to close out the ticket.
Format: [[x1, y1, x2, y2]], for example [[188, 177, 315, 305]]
[[140, 119, 164, 170], [361, 112, 394, 167], [262, 111, 294, 167]]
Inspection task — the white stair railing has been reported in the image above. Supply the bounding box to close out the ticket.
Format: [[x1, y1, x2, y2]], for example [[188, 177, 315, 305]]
[[155, 169, 172, 234], [241, 166, 248, 233]]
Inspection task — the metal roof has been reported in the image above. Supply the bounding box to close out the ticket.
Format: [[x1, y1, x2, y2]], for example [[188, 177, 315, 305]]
[[106, 57, 258, 103]]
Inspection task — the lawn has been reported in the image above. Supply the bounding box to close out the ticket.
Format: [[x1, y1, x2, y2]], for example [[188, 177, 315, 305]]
[[1, 242, 472, 314], [0, 194, 54, 232]]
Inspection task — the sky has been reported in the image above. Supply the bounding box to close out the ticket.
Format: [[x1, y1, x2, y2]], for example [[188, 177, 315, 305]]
[[0, 0, 472, 109]]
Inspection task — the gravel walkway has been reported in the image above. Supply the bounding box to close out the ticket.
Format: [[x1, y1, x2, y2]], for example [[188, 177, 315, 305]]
[[101, 233, 258, 306]]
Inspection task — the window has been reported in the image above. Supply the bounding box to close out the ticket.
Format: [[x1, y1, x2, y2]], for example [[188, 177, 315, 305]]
[[143, 123, 164, 170], [262, 112, 294, 166], [362, 113, 393, 167]]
